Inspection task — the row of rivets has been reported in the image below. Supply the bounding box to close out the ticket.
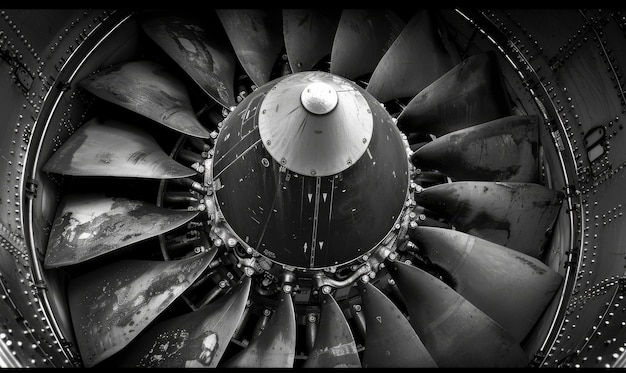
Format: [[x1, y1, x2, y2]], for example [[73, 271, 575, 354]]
[[0, 9, 114, 366], [548, 278, 623, 366], [484, 9, 626, 369]]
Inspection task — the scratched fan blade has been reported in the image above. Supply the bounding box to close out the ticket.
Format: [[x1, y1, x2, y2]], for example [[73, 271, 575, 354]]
[[357, 281, 437, 367], [79, 60, 211, 138], [414, 181, 563, 257], [68, 250, 216, 367], [367, 9, 454, 103], [117, 276, 251, 367], [411, 115, 540, 182], [44, 193, 199, 268], [330, 9, 405, 80], [303, 292, 361, 368], [283, 9, 341, 73], [223, 290, 296, 368], [216, 9, 284, 87], [409, 226, 563, 342], [396, 52, 511, 136], [42, 117, 196, 179], [388, 260, 529, 367], [140, 12, 237, 108]]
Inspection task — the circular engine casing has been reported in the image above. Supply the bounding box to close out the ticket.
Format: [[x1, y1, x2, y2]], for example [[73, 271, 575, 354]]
[[0, 8, 624, 369]]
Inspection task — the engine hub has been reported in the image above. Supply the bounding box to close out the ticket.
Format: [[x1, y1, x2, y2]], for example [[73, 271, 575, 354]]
[[259, 71, 373, 177], [210, 71, 410, 271]]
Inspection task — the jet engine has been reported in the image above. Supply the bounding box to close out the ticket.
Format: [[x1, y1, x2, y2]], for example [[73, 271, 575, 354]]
[[0, 8, 624, 368]]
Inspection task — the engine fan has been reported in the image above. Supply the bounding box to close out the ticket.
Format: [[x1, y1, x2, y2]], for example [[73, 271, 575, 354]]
[[38, 8, 565, 368]]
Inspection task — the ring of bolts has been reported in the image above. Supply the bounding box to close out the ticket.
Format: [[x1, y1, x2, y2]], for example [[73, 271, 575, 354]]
[[175, 100, 429, 297]]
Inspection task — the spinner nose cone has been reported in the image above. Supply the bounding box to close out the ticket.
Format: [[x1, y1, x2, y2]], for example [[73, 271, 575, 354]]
[[300, 81, 338, 115], [212, 71, 409, 270], [258, 71, 373, 177]]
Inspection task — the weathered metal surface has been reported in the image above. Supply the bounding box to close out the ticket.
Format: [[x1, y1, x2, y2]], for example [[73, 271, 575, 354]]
[[5, 4, 626, 371], [387, 260, 529, 367], [117, 276, 251, 367], [223, 290, 296, 368], [367, 9, 454, 103], [213, 72, 409, 269], [330, 9, 405, 80], [303, 293, 361, 368], [140, 12, 237, 108], [396, 52, 511, 136], [409, 226, 563, 342], [283, 9, 341, 73], [68, 250, 216, 367], [357, 281, 437, 367], [411, 115, 540, 182], [42, 117, 196, 179], [44, 194, 199, 268], [80, 60, 211, 138], [216, 9, 284, 88], [414, 181, 563, 257]]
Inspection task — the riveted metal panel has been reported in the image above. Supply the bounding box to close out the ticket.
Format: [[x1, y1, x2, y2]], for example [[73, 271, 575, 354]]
[[0, 8, 140, 368], [0, 221, 77, 367], [547, 277, 621, 367]]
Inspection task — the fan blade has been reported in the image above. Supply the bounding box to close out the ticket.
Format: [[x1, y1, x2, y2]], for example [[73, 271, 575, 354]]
[[117, 276, 252, 367], [216, 9, 284, 87], [68, 250, 216, 367], [303, 293, 361, 368], [409, 226, 563, 342], [410, 115, 540, 182], [283, 9, 341, 73], [414, 181, 563, 257], [357, 281, 437, 367], [387, 260, 529, 367], [79, 60, 211, 138], [42, 117, 196, 179], [367, 9, 454, 103], [330, 9, 405, 80], [140, 13, 237, 108], [44, 194, 199, 268], [223, 290, 296, 368], [396, 52, 511, 136]]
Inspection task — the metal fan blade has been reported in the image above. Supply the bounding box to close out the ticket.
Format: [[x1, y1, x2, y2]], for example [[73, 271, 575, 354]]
[[42, 117, 196, 178], [140, 13, 237, 108], [223, 290, 296, 368], [410, 115, 540, 182], [414, 181, 563, 257], [215, 9, 284, 87], [409, 226, 563, 342], [357, 281, 437, 367], [68, 250, 216, 367], [396, 52, 511, 136], [366, 9, 454, 103], [387, 260, 529, 367], [303, 293, 361, 368], [283, 9, 341, 73], [116, 276, 252, 368], [44, 194, 199, 268], [79, 60, 211, 138], [330, 9, 405, 80]]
